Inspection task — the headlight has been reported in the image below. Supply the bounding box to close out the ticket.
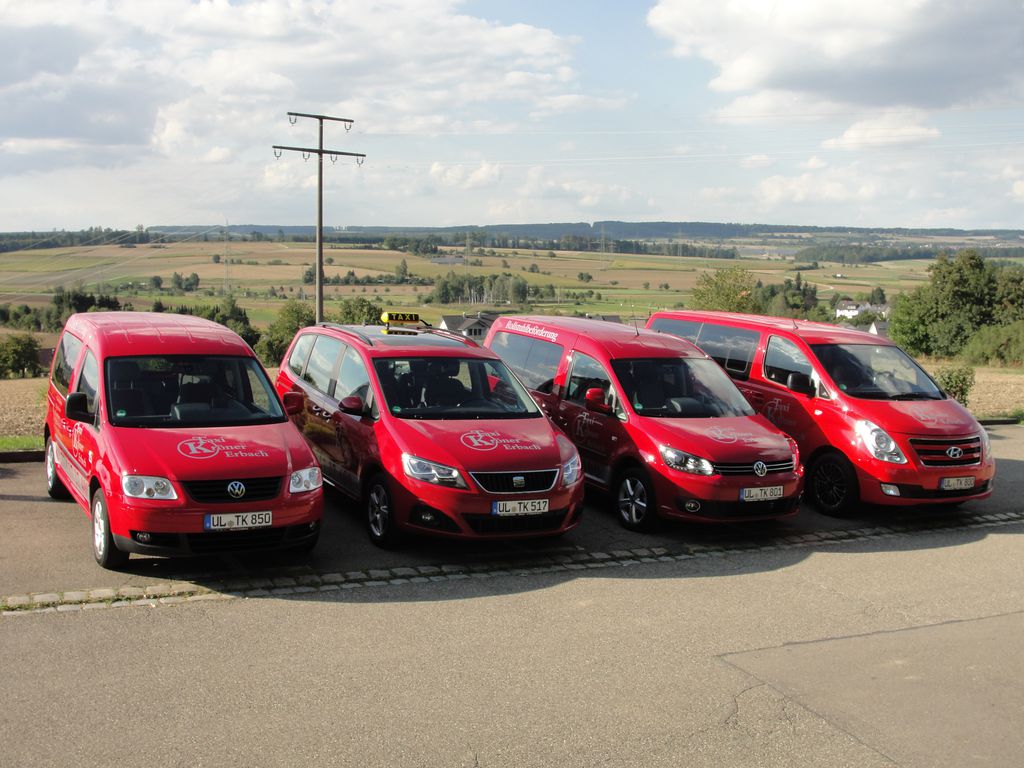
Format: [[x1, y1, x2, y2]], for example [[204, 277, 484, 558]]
[[556, 435, 582, 486], [289, 466, 322, 493], [402, 453, 468, 489], [660, 445, 715, 476], [786, 436, 801, 468], [854, 420, 907, 464], [121, 475, 178, 500], [980, 428, 992, 460]]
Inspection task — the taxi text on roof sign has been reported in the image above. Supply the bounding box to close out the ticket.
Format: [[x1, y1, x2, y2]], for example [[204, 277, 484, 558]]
[[381, 311, 420, 324]]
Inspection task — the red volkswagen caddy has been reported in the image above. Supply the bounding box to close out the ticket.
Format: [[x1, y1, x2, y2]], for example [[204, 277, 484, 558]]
[[45, 312, 323, 569], [274, 314, 584, 547], [484, 316, 803, 530], [647, 310, 995, 514]]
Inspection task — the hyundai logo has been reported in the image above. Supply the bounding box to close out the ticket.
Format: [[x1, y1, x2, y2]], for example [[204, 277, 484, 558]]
[[227, 481, 246, 499], [753, 461, 768, 477], [946, 446, 964, 459], [513, 475, 526, 489]]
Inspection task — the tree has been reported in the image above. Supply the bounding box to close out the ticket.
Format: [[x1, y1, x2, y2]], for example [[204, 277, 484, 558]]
[[255, 299, 315, 365], [0, 334, 40, 378], [690, 267, 762, 313], [395, 259, 409, 283], [868, 286, 887, 305], [212, 253, 221, 264], [150, 275, 163, 291]]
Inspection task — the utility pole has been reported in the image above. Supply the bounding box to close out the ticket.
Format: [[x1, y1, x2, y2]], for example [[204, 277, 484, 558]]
[[273, 111, 365, 322]]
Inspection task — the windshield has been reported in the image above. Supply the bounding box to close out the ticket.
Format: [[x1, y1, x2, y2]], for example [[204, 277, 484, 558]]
[[105, 355, 286, 427], [810, 343, 944, 400], [373, 356, 542, 420], [610, 357, 755, 418]]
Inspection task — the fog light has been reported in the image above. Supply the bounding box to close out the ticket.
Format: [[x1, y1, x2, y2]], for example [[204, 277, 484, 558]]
[[880, 484, 901, 497], [684, 500, 702, 513], [135, 531, 151, 543]]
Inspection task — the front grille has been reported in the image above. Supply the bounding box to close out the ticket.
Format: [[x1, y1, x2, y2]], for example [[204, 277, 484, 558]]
[[464, 509, 567, 534], [713, 458, 795, 476], [470, 469, 558, 494], [182, 476, 282, 504], [909, 436, 982, 467]]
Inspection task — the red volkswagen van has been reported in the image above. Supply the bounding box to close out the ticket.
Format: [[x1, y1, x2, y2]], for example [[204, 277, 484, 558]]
[[45, 312, 323, 569], [484, 316, 803, 530], [274, 314, 584, 547], [647, 310, 995, 515]]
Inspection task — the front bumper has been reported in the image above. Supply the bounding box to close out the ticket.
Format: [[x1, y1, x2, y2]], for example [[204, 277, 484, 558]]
[[654, 467, 804, 523]]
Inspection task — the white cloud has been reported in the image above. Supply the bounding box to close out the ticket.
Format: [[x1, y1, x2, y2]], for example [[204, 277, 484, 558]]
[[758, 167, 879, 207], [1012, 180, 1024, 203], [823, 112, 940, 150], [740, 154, 774, 168], [429, 161, 502, 190], [800, 156, 827, 170]]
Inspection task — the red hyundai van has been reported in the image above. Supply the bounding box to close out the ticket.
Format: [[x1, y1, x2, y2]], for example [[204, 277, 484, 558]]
[[647, 310, 995, 515], [484, 316, 803, 530], [274, 314, 584, 546], [45, 312, 323, 569]]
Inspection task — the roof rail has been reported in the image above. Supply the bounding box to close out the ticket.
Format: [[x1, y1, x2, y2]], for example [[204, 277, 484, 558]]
[[426, 328, 479, 347], [316, 322, 374, 346]]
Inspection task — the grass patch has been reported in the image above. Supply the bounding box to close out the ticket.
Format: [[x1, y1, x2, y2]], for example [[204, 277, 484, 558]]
[[0, 435, 43, 451]]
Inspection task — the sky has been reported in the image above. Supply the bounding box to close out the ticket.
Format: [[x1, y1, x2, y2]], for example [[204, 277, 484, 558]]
[[2, 0, 1024, 232]]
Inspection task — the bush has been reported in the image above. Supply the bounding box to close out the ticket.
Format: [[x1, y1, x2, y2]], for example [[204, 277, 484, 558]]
[[960, 320, 1024, 366], [934, 364, 975, 407], [0, 334, 40, 378]]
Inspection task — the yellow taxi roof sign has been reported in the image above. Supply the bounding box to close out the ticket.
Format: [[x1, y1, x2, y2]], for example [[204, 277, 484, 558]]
[[381, 311, 420, 324]]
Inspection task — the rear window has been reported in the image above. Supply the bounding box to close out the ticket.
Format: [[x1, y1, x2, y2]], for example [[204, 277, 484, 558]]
[[287, 334, 315, 377], [695, 324, 759, 381], [304, 336, 344, 396], [52, 331, 84, 396], [489, 330, 564, 393]]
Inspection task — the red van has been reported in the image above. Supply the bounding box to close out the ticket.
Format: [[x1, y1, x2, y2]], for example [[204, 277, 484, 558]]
[[647, 310, 995, 514], [484, 316, 802, 530], [44, 312, 323, 569], [274, 314, 584, 546]]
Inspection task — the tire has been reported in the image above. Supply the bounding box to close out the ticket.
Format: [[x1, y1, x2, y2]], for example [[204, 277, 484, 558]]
[[45, 437, 71, 500], [91, 488, 129, 570], [809, 452, 860, 517], [365, 474, 402, 549], [615, 467, 659, 532]]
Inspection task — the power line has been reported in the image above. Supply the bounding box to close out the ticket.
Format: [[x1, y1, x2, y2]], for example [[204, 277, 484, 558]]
[[273, 111, 366, 323]]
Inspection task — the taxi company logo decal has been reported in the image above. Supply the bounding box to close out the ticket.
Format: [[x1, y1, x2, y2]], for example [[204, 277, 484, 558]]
[[504, 321, 559, 343], [706, 426, 759, 445], [460, 429, 541, 452], [909, 406, 966, 427], [177, 436, 269, 460]]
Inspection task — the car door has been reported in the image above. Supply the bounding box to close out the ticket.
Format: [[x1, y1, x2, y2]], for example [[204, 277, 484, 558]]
[[65, 349, 102, 503], [329, 345, 377, 498], [748, 335, 821, 445], [295, 333, 346, 483], [556, 350, 626, 487], [48, 332, 86, 501]]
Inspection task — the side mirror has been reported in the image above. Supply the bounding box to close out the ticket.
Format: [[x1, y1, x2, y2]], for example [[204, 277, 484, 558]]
[[65, 392, 93, 423], [786, 372, 816, 397], [282, 391, 304, 416], [339, 395, 365, 416], [584, 387, 612, 415]]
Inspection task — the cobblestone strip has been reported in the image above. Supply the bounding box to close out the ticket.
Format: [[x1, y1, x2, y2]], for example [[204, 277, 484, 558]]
[[4, 511, 1023, 617]]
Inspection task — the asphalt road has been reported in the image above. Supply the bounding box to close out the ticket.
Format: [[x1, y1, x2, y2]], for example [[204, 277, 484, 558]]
[[2, 427, 1023, 766]]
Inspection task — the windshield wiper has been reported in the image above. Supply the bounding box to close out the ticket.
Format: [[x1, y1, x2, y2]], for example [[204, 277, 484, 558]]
[[888, 392, 943, 401]]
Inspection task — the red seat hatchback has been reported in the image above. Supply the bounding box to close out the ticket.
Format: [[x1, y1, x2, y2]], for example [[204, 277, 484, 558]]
[[45, 312, 323, 569], [274, 315, 584, 546]]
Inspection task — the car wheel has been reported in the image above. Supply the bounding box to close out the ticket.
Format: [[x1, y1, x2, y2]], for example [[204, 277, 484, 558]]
[[809, 452, 860, 517], [91, 488, 129, 569], [615, 467, 659, 532], [366, 474, 401, 549], [45, 437, 71, 500]]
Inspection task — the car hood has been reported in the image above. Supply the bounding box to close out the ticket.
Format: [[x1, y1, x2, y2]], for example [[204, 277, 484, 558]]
[[637, 414, 794, 463], [388, 417, 564, 471], [850, 398, 980, 437], [110, 423, 310, 480]]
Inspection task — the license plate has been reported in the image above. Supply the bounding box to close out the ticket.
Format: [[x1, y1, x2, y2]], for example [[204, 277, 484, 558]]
[[740, 486, 784, 502], [941, 476, 976, 491], [492, 499, 549, 516], [203, 511, 273, 531]]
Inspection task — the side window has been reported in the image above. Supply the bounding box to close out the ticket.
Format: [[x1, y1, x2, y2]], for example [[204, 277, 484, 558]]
[[489, 331, 564, 392], [304, 336, 344, 397], [649, 317, 700, 342], [75, 350, 100, 418], [764, 336, 813, 386], [566, 352, 612, 404], [336, 346, 371, 402], [287, 334, 315, 378], [52, 332, 84, 396], [696, 324, 759, 381]]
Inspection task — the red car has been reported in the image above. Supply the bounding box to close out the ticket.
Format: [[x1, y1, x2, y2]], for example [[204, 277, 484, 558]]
[[647, 310, 995, 514], [484, 316, 803, 530], [45, 312, 323, 569], [274, 314, 584, 546]]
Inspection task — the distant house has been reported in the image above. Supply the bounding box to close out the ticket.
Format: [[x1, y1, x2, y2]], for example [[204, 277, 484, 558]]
[[834, 300, 860, 319], [834, 301, 891, 320], [869, 320, 890, 338], [438, 312, 498, 340]]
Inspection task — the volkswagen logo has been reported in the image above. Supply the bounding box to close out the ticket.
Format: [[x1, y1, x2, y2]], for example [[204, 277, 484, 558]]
[[753, 461, 768, 477], [513, 475, 526, 489], [946, 446, 964, 459], [227, 481, 246, 499]]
